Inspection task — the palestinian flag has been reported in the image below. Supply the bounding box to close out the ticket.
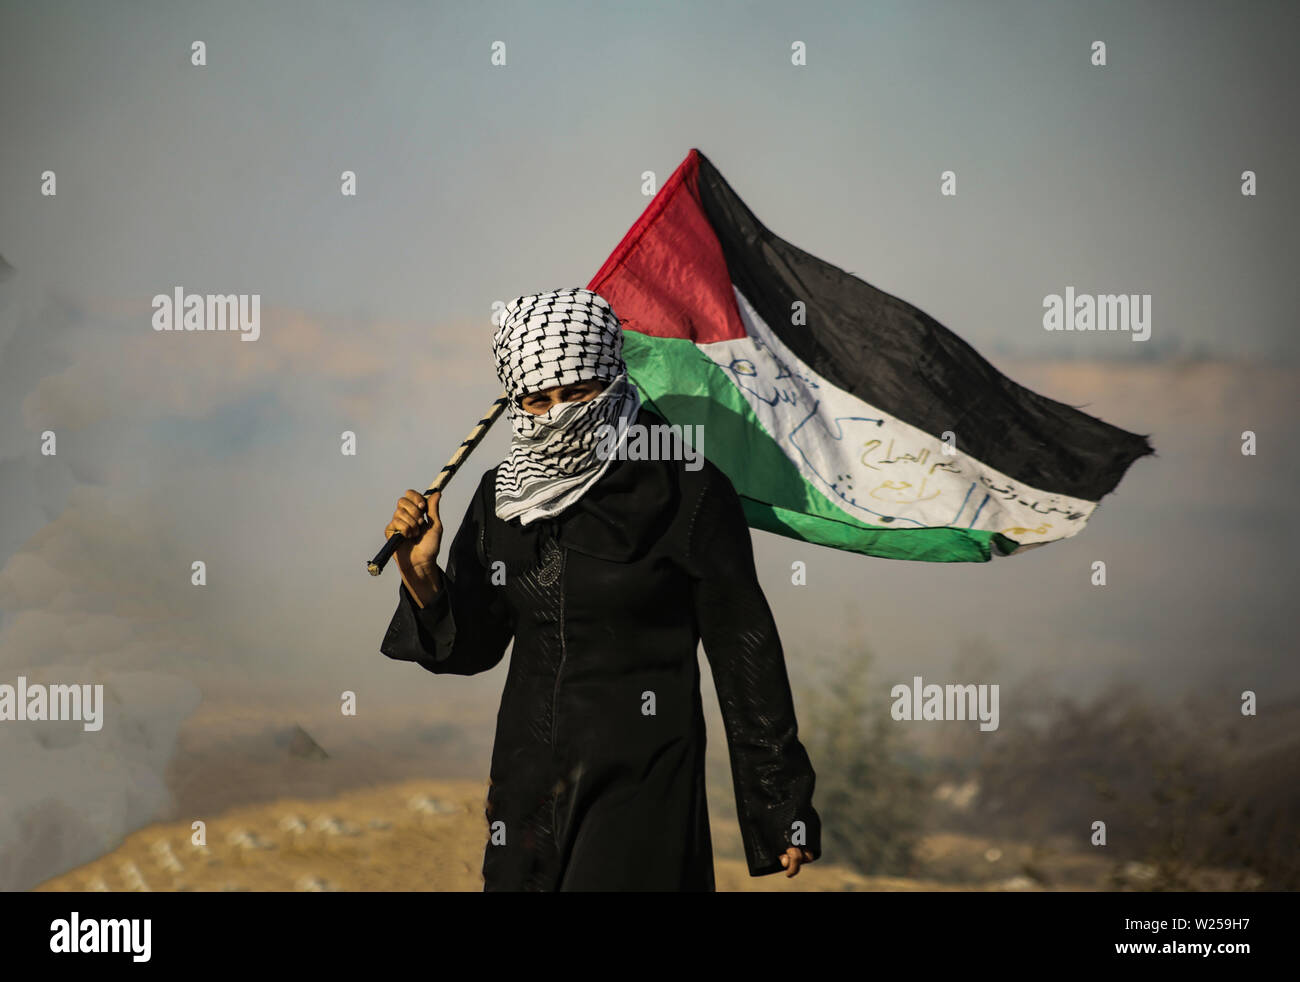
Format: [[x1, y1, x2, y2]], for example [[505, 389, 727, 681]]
[[586, 148, 1153, 562]]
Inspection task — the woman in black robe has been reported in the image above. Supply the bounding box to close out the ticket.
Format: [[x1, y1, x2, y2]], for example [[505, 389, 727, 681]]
[[379, 288, 821, 891]]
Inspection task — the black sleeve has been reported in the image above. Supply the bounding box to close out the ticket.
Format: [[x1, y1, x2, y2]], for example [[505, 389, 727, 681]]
[[687, 466, 822, 876], [379, 474, 514, 676]]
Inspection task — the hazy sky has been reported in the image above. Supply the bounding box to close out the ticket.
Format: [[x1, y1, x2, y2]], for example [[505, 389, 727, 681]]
[[2, 0, 1297, 357], [1, 0, 1296, 888]]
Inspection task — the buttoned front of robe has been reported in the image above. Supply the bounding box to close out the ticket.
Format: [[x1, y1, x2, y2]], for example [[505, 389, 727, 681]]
[[380, 407, 821, 891]]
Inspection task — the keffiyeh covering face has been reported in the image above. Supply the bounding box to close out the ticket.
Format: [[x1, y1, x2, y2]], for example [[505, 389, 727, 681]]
[[492, 288, 642, 526]]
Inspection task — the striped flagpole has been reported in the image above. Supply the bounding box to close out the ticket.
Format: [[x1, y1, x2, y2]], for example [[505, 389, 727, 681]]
[[366, 393, 510, 576]]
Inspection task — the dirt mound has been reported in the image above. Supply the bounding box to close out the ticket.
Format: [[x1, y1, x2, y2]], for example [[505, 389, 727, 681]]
[[35, 777, 1004, 892]]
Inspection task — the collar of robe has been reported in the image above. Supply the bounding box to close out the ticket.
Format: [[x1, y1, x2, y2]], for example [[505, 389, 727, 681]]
[[486, 408, 680, 573]]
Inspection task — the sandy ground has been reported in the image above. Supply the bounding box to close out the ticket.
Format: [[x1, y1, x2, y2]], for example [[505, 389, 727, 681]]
[[30, 709, 1264, 892], [35, 777, 1044, 892]]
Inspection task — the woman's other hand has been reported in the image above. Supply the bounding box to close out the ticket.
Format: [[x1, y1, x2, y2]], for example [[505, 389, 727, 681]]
[[779, 846, 816, 878]]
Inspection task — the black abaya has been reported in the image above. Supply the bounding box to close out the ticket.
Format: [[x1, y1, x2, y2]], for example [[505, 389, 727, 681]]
[[380, 407, 822, 890]]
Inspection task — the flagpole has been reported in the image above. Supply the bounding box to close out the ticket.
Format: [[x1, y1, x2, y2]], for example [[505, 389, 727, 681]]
[[366, 393, 510, 577]]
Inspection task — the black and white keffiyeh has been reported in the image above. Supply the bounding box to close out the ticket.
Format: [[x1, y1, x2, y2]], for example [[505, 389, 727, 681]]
[[492, 288, 642, 525]]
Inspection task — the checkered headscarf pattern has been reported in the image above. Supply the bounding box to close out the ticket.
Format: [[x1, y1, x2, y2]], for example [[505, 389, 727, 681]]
[[491, 288, 642, 526], [493, 289, 626, 402]]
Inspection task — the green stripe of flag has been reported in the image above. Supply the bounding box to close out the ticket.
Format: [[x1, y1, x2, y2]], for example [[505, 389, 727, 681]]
[[624, 331, 1019, 563]]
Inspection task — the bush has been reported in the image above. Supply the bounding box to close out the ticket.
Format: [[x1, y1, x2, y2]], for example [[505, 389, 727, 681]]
[[797, 646, 929, 877]]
